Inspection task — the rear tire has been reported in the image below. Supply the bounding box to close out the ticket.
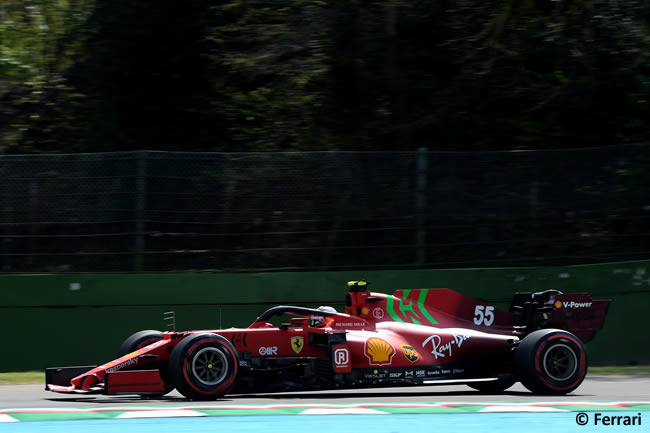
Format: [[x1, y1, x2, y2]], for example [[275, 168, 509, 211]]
[[118, 330, 174, 396], [515, 329, 587, 395], [168, 333, 239, 400]]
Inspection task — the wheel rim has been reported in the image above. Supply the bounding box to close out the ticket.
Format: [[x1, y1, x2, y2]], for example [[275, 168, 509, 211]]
[[542, 343, 578, 382], [191, 347, 229, 386]]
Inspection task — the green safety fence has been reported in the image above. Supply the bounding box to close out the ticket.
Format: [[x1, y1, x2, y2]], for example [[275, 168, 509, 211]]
[[2, 260, 649, 371]]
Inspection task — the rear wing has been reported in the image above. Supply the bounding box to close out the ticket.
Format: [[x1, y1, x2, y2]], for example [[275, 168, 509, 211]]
[[509, 290, 610, 342], [385, 288, 609, 343]]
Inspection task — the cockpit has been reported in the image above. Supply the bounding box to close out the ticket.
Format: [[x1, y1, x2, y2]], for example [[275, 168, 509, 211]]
[[248, 281, 381, 329]]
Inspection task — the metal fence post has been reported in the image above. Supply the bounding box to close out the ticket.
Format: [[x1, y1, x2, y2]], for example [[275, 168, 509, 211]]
[[416, 148, 428, 264], [135, 151, 146, 271], [28, 181, 39, 267]]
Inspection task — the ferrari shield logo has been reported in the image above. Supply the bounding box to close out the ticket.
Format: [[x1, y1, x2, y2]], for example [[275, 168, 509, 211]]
[[291, 336, 304, 354]]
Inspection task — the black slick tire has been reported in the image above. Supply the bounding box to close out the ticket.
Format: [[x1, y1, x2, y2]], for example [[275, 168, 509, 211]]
[[168, 333, 239, 400], [515, 329, 587, 395], [118, 329, 174, 396], [118, 330, 165, 357]]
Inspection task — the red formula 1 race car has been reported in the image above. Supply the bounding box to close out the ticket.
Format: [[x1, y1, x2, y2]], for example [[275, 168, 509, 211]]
[[46, 281, 610, 399]]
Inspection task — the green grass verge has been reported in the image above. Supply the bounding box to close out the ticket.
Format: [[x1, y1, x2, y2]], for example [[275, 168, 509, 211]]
[[1, 366, 650, 385], [0, 371, 44, 385], [589, 365, 650, 376]]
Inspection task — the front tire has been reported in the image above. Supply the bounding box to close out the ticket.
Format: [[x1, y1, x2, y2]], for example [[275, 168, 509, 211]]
[[118, 330, 174, 396], [515, 329, 587, 395], [118, 330, 165, 357], [168, 333, 239, 400]]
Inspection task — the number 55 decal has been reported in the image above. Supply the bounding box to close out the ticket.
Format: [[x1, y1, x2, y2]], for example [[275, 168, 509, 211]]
[[473, 305, 495, 326]]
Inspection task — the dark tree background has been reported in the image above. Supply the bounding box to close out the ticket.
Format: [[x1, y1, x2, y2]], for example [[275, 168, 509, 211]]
[[2, 0, 650, 154], [1, 1, 650, 272]]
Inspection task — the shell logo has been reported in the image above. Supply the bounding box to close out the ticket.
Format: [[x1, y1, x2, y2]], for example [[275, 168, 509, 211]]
[[364, 337, 396, 365], [555, 301, 562, 309]]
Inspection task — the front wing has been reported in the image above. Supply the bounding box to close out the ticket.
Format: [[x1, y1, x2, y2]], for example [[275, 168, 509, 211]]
[[46, 366, 166, 395]]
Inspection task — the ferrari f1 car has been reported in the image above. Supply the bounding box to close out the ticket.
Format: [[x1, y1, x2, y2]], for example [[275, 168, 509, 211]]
[[46, 281, 609, 399]]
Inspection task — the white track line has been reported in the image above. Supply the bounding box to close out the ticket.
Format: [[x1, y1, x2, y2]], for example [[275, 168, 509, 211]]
[[116, 410, 207, 419]]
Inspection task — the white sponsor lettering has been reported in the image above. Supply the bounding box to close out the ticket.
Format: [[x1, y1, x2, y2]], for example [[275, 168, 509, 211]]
[[335, 322, 366, 327], [416, 370, 426, 377], [422, 334, 471, 359], [372, 308, 385, 319], [106, 357, 139, 373], [334, 348, 349, 366], [389, 372, 403, 378], [259, 346, 278, 356], [405, 371, 414, 377], [562, 301, 593, 308]]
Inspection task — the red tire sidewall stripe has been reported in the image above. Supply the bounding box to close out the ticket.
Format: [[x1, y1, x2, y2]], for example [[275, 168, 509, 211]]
[[182, 338, 238, 396], [534, 334, 585, 391]]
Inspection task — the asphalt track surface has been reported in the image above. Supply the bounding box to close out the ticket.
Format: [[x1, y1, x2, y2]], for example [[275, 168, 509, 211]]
[[1, 375, 649, 408]]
